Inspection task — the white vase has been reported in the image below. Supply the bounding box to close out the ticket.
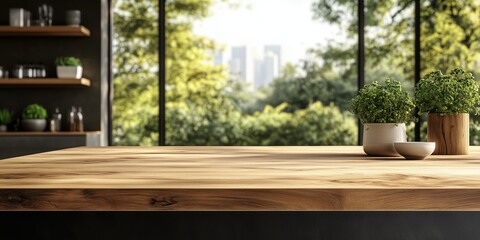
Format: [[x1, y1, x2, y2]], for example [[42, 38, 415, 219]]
[[363, 123, 406, 156], [56, 66, 83, 79]]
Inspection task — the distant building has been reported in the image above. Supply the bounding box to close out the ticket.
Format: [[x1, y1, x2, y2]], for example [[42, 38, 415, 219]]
[[254, 59, 265, 89], [228, 58, 242, 80], [229, 46, 255, 90], [262, 51, 279, 88], [215, 45, 284, 90], [252, 45, 282, 89], [264, 45, 282, 73]]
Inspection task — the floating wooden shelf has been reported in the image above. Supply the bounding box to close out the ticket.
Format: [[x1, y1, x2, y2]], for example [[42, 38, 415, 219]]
[[0, 131, 100, 136], [0, 26, 90, 37], [0, 78, 90, 87]]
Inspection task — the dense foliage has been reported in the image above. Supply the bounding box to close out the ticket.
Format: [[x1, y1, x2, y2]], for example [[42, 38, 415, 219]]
[[256, 62, 356, 113], [350, 79, 414, 123], [0, 108, 13, 125], [312, 0, 480, 79], [167, 102, 357, 145], [416, 69, 480, 115], [22, 104, 47, 120], [470, 122, 480, 145], [112, 0, 159, 145], [243, 102, 356, 145], [54, 57, 82, 66]]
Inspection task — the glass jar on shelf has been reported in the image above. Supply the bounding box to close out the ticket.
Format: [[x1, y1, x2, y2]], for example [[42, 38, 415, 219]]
[[12, 65, 24, 78]]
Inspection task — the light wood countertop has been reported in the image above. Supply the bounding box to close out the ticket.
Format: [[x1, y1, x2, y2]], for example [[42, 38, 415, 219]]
[[1, 146, 480, 210]]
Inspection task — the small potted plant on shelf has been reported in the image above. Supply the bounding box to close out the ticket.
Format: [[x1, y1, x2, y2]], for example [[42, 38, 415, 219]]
[[55, 57, 82, 79], [350, 79, 415, 156], [21, 103, 48, 132], [415, 69, 480, 155], [0, 108, 13, 132]]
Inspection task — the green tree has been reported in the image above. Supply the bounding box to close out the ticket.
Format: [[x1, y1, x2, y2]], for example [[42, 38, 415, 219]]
[[257, 61, 356, 112], [243, 102, 357, 145], [312, 0, 480, 79], [113, 0, 159, 145], [165, 0, 248, 145]]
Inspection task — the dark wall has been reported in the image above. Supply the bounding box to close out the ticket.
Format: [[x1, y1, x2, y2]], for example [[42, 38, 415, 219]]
[[2, 212, 480, 240], [0, 0, 108, 144]]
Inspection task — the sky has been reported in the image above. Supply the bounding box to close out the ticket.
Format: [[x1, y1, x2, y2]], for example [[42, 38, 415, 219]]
[[193, 0, 344, 65]]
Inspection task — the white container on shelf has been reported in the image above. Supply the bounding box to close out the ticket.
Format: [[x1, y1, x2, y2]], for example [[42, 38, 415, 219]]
[[9, 8, 24, 27], [57, 66, 83, 79]]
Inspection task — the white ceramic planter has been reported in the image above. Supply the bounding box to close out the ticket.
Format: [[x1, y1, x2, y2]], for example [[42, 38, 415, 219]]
[[0, 124, 7, 132], [363, 123, 406, 156], [57, 66, 83, 79]]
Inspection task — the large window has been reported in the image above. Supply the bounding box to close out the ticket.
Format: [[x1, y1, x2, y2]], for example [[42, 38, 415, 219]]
[[164, 0, 357, 146], [112, 0, 480, 146]]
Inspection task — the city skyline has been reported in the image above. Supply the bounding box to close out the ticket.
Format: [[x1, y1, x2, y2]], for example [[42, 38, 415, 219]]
[[193, 0, 346, 67], [214, 44, 283, 90]]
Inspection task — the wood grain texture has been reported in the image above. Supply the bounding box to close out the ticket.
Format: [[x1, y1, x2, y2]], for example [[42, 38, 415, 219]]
[[1, 146, 480, 210], [2, 189, 480, 211], [0, 26, 90, 37], [428, 113, 469, 155]]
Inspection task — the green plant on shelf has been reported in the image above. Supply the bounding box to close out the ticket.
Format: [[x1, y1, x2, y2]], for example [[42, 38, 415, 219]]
[[55, 57, 82, 66], [22, 104, 47, 119], [0, 108, 13, 125], [415, 68, 480, 115], [350, 79, 415, 124]]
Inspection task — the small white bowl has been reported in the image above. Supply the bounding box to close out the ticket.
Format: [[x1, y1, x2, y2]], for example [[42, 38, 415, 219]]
[[393, 142, 436, 160]]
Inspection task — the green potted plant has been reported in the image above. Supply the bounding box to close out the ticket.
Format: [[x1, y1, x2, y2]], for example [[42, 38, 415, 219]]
[[350, 79, 415, 156], [415, 69, 480, 155], [55, 57, 82, 79], [21, 104, 48, 132], [0, 108, 13, 132]]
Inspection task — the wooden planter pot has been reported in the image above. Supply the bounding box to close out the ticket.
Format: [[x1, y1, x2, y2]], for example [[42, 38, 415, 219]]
[[427, 113, 469, 155]]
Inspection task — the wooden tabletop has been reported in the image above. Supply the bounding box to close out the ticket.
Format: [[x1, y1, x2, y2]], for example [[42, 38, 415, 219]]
[[1, 146, 480, 211]]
